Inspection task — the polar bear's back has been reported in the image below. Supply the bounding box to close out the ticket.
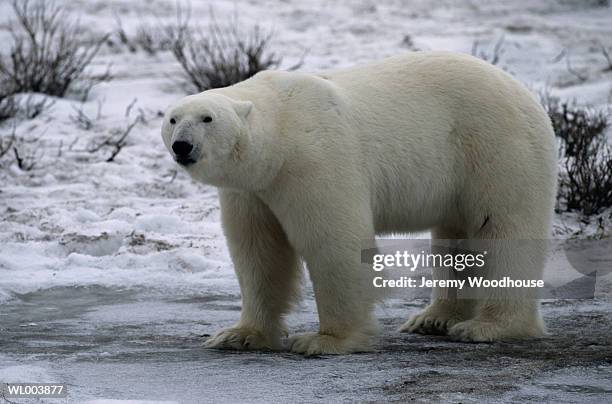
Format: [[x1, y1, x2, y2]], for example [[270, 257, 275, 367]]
[[323, 52, 556, 233], [326, 52, 550, 145]]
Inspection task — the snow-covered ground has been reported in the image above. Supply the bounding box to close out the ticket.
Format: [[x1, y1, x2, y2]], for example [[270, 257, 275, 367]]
[[0, 0, 611, 402]]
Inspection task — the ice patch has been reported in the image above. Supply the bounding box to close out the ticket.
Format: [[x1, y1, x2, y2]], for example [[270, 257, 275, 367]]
[[85, 401, 179, 404], [0, 365, 57, 383], [74, 208, 103, 223], [509, 366, 612, 401], [134, 214, 189, 234]]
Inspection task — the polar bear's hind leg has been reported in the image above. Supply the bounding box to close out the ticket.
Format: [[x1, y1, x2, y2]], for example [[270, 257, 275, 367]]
[[447, 215, 549, 342]]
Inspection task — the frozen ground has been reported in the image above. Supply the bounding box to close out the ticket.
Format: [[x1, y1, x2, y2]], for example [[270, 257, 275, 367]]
[[0, 0, 611, 402], [0, 292, 611, 403]]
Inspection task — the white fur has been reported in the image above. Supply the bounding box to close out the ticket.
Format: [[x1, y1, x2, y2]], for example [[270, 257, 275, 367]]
[[161, 52, 557, 355]]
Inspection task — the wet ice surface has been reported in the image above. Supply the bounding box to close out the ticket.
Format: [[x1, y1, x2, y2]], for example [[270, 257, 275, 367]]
[[1, 0, 612, 402], [1, 286, 610, 403]]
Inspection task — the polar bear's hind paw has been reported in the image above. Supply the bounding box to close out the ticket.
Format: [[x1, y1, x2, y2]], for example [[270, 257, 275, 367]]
[[447, 320, 500, 342], [288, 332, 372, 356], [400, 303, 466, 335], [399, 312, 461, 335], [205, 327, 278, 351], [447, 319, 545, 342]]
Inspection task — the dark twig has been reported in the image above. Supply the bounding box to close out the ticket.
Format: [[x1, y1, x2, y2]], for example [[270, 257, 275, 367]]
[[600, 43, 612, 72], [565, 52, 588, 82], [0, 124, 17, 158], [88, 104, 144, 162], [471, 35, 505, 65]]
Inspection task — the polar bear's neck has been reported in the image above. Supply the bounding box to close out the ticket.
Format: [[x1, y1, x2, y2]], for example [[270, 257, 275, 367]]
[[215, 85, 286, 192]]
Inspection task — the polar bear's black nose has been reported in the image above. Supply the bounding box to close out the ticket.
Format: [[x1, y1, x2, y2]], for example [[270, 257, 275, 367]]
[[172, 140, 193, 156]]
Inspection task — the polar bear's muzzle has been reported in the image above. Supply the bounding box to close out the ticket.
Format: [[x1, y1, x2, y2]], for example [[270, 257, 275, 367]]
[[172, 140, 196, 166], [171, 126, 198, 166]]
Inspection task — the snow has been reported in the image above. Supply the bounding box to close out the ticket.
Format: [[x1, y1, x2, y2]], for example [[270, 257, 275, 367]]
[[0, 0, 611, 402]]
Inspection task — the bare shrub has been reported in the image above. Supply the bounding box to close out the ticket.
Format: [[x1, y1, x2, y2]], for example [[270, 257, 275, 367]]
[[20, 95, 55, 120], [12, 145, 38, 171], [543, 95, 612, 215], [167, 9, 300, 92], [0, 92, 53, 124], [0, 0, 110, 100], [3, 128, 45, 171], [89, 116, 141, 162], [136, 22, 176, 56], [600, 43, 612, 72], [565, 51, 588, 82], [114, 15, 174, 56], [70, 106, 96, 131], [70, 100, 104, 131], [113, 15, 137, 53], [0, 95, 19, 123], [471, 36, 505, 65], [112, 7, 300, 91], [88, 100, 143, 162], [544, 96, 608, 158], [561, 136, 612, 216], [0, 126, 16, 159]]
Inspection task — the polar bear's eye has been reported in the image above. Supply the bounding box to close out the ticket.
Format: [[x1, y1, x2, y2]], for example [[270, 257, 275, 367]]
[[169, 118, 176, 124], [203, 116, 213, 123]]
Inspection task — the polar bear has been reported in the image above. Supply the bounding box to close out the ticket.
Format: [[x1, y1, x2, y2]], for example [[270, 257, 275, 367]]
[[161, 52, 557, 355]]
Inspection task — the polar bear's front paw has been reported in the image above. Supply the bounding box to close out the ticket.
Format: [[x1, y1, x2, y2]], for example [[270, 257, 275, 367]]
[[288, 332, 372, 356], [399, 309, 461, 335], [205, 327, 278, 351]]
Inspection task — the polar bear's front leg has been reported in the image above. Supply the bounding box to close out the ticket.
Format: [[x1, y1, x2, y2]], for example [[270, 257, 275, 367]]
[[206, 190, 301, 351], [283, 202, 378, 356], [259, 163, 378, 355], [288, 241, 378, 355]]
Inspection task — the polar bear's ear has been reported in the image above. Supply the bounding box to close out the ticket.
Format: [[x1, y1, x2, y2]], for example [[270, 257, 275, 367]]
[[233, 100, 253, 120]]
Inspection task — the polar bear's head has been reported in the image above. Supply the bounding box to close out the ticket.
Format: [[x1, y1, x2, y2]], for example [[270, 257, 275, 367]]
[[161, 92, 256, 188]]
